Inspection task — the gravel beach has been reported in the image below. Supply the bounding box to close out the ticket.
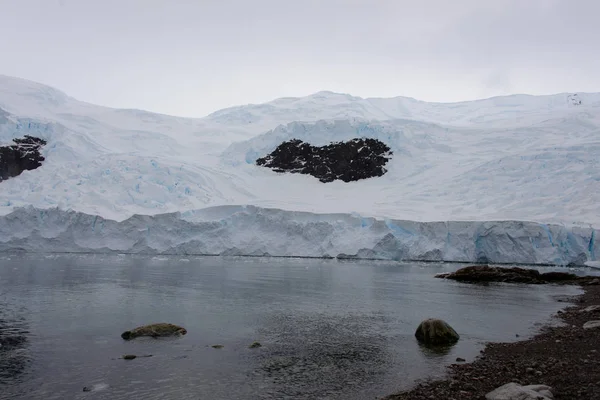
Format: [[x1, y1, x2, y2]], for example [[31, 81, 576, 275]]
[[383, 282, 600, 400]]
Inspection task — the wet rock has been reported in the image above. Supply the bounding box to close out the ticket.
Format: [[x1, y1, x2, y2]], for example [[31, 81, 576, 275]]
[[122, 354, 136, 360], [456, 357, 466, 362], [437, 265, 578, 284], [83, 386, 92, 392], [211, 344, 224, 349], [256, 138, 392, 183], [415, 318, 459, 345], [581, 305, 600, 313], [121, 323, 187, 340], [583, 320, 600, 330], [485, 382, 553, 400], [249, 341, 262, 349]]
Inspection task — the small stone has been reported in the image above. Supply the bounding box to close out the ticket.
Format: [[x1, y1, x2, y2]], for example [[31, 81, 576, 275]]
[[535, 370, 543, 376], [249, 341, 262, 349], [456, 357, 466, 362], [122, 354, 136, 360], [211, 344, 224, 349], [526, 367, 534, 374], [516, 334, 520, 337], [83, 387, 92, 392]]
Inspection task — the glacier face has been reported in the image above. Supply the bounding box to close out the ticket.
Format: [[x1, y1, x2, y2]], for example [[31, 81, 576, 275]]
[[1, 75, 600, 264], [0, 206, 596, 266]]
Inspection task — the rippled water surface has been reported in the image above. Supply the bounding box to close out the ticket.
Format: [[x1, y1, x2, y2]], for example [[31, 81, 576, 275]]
[[0, 255, 586, 399]]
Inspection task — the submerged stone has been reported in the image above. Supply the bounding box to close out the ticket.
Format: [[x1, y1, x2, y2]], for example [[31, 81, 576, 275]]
[[415, 318, 459, 345], [121, 323, 187, 340]]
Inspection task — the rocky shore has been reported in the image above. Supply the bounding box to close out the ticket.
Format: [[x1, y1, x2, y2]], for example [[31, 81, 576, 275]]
[[383, 281, 600, 399]]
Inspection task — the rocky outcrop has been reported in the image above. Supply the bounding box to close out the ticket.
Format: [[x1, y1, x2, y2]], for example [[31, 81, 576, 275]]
[[121, 323, 187, 340], [0, 135, 47, 182], [415, 318, 459, 345], [436, 265, 581, 284], [256, 138, 392, 183]]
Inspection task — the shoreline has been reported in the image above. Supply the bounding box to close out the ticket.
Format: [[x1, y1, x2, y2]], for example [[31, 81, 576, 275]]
[[382, 282, 600, 399]]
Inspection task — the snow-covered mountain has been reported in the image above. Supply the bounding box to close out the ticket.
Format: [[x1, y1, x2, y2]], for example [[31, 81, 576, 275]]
[[0, 75, 599, 265]]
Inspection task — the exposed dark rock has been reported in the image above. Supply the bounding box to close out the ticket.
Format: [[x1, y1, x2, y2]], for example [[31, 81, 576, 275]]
[[436, 265, 580, 284], [122, 354, 137, 360], [121, 323, 187, 340], [249, 341, 262, 349], [415, 318, 459, 345], [256, 138, 392, 183], [0, 135, 47, 182]]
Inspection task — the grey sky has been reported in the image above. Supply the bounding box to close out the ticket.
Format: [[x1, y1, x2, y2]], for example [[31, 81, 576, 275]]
[[1, 0, 599, 117]]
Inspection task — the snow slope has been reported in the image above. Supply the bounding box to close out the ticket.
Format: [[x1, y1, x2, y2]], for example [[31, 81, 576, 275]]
[[0, 75, 599, 264]]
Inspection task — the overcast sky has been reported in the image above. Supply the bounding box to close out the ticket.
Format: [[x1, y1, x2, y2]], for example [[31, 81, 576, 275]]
[[1, 0, 599, 117]]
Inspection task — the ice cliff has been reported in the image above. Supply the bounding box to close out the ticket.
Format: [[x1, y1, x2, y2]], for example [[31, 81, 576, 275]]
[[0, 206, 596, 266]]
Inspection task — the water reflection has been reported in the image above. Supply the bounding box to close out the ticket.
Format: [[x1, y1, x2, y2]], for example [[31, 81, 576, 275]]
[[0, 254, 587, 400], [0, 304, 30, 384], [417, 341, 456, 356], [251, 312, 390, 399]]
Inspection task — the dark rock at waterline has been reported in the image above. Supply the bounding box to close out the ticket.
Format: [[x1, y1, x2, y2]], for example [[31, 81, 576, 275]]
[[415, 318, 459, 345], [256, 138, 392, 183], [249, 341, 262, 349], [383, 285, 600, 400], [121, 323, 187, 340], [121, 354, 152, 360], [436, 265, 581, 284], [0, 135, 47, 182]]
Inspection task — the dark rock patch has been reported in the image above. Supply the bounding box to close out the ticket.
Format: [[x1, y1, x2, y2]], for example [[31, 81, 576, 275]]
[[0, 135, 47, 182], [436, 265, 583, 284], [415, 318, 460, 345], [121, 323, 187, 340], [256, 138, 392, 183]]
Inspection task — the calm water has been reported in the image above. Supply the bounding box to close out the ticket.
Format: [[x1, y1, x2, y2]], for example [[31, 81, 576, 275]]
[[0, 254, 586, 400]]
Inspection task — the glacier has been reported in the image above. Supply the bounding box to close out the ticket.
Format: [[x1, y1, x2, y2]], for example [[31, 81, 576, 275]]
[[1, 75, 600, 265], [0, 205, 596, 266]]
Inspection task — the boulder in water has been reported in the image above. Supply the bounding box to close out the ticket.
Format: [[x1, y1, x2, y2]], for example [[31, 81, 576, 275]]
[[415, 318, 459, 345], [121, 323, 187, 340]]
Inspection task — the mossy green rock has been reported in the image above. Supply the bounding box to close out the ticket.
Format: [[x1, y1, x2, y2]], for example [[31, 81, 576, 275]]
[[415, 318, 459, 345], [121, 323, 187, 340]]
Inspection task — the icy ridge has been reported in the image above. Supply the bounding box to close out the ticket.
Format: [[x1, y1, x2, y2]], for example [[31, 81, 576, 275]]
[[0, 206, 596, 266]]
